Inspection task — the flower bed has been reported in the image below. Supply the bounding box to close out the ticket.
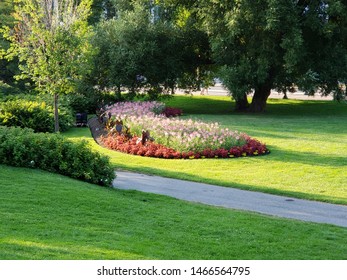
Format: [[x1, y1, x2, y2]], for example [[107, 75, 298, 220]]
[[101, 101, 269, 159], [101, 134, 269, 159], [121, 115, 248, 153]]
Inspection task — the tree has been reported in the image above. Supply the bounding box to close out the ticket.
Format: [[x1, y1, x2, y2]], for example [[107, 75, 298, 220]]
[[88, 0, 116, 24], [198, 0, 347, 112], [1, 0, 94, 132], [0, 0, 23, 88], [91, 0, 211, 98]]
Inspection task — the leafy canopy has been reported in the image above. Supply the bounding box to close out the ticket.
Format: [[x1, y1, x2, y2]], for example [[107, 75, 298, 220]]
[[1, 0, 95, 131], [91, 0, 211, 97], [1, 0, 94, 96], [197, 0, 347, 111]]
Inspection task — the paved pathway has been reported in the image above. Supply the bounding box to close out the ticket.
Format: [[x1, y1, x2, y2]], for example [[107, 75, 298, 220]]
[[113, 171, 347, 228]]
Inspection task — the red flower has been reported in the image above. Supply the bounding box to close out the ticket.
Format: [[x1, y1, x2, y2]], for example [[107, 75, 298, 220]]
[[162, 107, 183, 117], [215, 149, 229, 158], [137, 147, 147, 156], [100, 134, 269, 159]]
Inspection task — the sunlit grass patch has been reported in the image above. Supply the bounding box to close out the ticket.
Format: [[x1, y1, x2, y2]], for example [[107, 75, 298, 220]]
[[1, 165, 347, 260]]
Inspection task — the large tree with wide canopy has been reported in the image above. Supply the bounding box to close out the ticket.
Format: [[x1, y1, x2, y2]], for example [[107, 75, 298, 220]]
[[197, 0, 347, 112]]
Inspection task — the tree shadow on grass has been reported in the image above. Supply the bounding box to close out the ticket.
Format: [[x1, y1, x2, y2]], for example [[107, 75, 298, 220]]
[[265, 147, 347, 167], [265, 99, 347, 117], [166, 95, 234, 115], [168, 96, 346, 117]]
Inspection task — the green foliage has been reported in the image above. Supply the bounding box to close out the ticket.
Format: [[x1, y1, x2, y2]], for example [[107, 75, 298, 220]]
[[197, 0, 347, 111], [0, 0, 25, 88], [0, 81, 21, 97], [2, 0, 94, 95], [0, 126, 115, 186], [1, 0, 95, 131], [0, 96, 73, 132], [91, 1, 211, 98], [0, 0, 14, 28], [89, 0, 116, 24], [66, 83, 121, 113]]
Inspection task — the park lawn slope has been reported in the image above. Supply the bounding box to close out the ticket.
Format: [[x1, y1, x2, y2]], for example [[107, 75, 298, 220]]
[[64, 96, 347, 204], [0, 165, 347, 260]]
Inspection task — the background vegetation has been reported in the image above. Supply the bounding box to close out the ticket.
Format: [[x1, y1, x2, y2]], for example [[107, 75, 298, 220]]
[[0, 94, 73, 132], [2, 0, 346, 117]]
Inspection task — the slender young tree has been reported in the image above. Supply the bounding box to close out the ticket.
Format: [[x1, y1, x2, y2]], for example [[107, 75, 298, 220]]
[[1, 0, 94, 131]]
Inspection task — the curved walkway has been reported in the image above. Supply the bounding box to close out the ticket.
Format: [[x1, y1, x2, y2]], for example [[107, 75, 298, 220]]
[[112, 171, 347, 228]]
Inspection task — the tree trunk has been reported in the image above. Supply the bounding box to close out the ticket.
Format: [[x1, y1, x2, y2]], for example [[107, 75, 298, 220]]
[[234, 93, 249, 111], [249, 85, 271, 113], [54, 93, 59, 133], [283, 90, 288, 99], [116, 85, 122, 100]]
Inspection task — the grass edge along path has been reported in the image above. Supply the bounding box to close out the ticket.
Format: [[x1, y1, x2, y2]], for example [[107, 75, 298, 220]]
[[64, 96, 347, 205], [1, 165, 347, 260]]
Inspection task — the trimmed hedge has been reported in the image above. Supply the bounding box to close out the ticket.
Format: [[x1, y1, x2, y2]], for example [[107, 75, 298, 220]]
[[0, 126, 115, 186], [0, 98, 73, 133]]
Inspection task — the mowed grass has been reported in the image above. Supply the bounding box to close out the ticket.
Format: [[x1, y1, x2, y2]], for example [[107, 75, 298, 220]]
[[1, 165, 347, 260], [64, 96, 347, 204]]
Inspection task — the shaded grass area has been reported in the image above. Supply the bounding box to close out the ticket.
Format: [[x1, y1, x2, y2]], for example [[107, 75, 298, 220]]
[[165, 95, 346, 116], [64, 96, 347, 204], [163, 95, 234, 114], [1, 165, 347, 260]]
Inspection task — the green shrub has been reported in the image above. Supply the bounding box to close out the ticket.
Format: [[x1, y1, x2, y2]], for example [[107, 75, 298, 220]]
[[66, 84, 121, 114], [0, 81, 21, 99], [0, 97, 73, 132], [0, 126, 115, 186]]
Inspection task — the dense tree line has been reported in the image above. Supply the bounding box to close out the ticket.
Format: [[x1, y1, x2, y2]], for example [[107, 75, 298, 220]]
[[90, 1, 211, 99], [1, 0, 346, 119]]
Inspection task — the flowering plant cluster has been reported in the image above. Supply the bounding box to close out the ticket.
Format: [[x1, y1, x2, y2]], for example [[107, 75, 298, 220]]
[[101, 134, 269, 159], [101, 101, 269, 159], [105, 101, 183, 119], [123, 115, 248, 153], [105, 101, 166, 120]]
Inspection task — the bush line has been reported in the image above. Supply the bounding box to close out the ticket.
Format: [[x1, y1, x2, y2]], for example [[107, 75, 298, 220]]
[[0, 126, 115, 186]]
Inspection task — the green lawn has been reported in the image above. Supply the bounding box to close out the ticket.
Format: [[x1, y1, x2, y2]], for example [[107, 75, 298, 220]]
[[1, 165, 346, 260], [1, 96, 346, 260], [64, 96, 347, 204]]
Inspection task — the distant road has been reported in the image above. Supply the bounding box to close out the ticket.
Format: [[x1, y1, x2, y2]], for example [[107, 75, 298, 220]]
[[177, 82, 334, 100]]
